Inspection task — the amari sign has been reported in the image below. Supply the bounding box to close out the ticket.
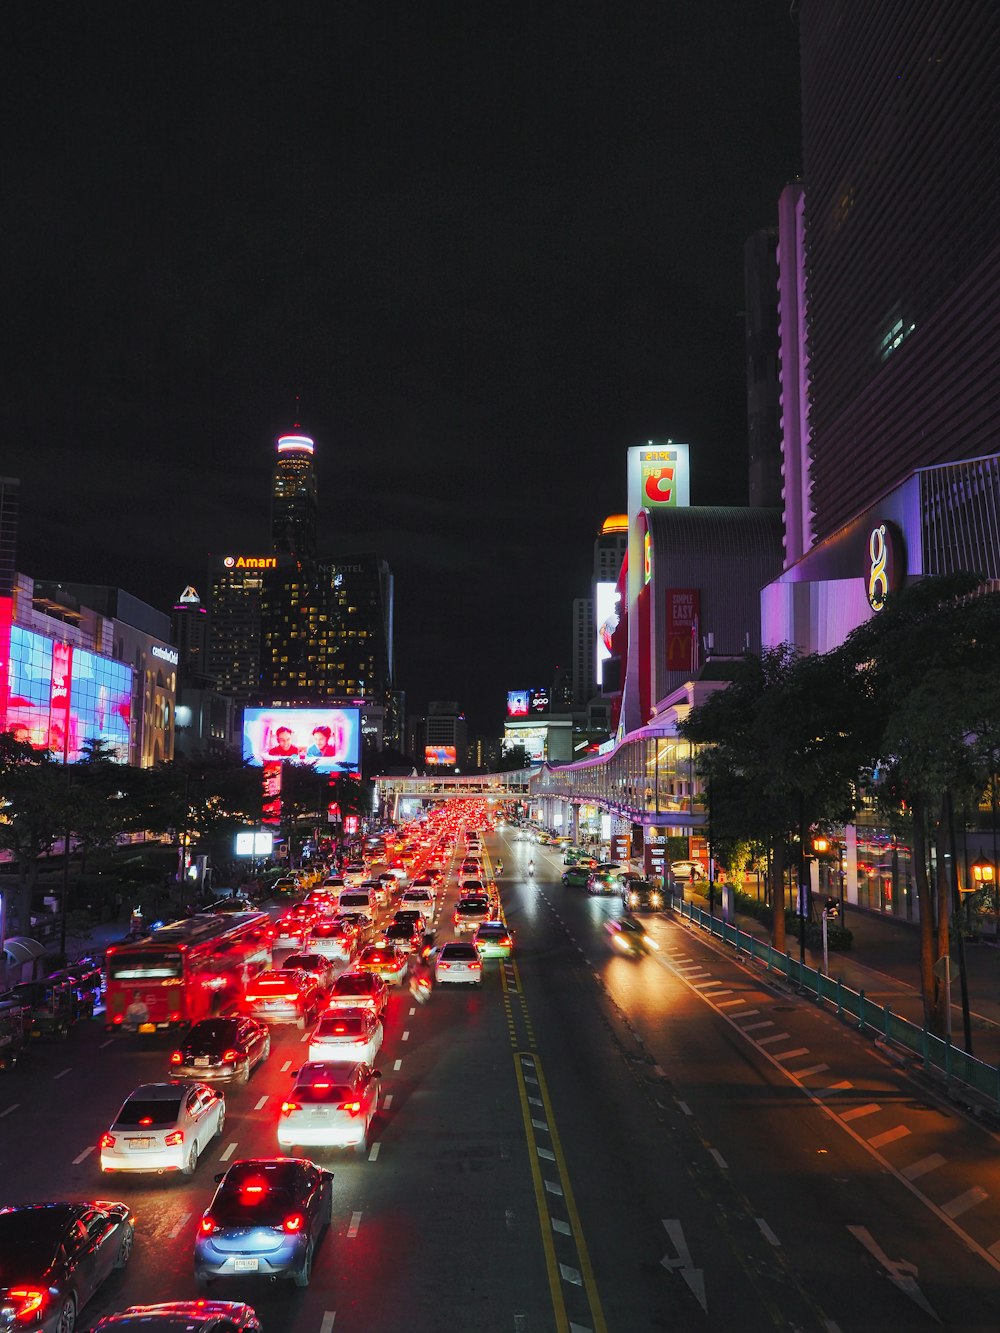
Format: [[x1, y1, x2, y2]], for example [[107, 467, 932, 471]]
[[865, 520, 904, 611]]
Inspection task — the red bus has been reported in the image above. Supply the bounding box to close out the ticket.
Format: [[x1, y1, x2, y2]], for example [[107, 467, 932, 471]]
[[105, 912, 274, 1031]]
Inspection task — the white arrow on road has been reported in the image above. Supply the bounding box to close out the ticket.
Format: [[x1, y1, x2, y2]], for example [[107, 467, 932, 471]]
[[661, 1219, 707, 1313], [847, 1226, 941, 1323]]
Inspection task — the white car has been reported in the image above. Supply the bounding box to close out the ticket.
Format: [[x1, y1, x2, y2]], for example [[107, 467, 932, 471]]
[[278, 1061, 381, 1154], [100, 1081, 225, 1176], [308, 1006, 384, 1065], [343, 862, 367, 887], [671, 860, 707, 883], [401, 887, 434, 917], [434, 940, 483, 985]]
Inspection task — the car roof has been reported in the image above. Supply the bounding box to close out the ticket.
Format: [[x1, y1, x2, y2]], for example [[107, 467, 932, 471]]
[[297, 1059, 368, 1083], [125, 1082, 188, 1100]]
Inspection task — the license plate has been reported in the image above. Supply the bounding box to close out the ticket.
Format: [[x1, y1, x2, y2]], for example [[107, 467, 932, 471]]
[[127, 1137, 154, 1150], [195, 1056, 210, 1066], [233, 1257, 259, 1271], [265, 999, 284, 1008], [139, 1022, 156, 1034]]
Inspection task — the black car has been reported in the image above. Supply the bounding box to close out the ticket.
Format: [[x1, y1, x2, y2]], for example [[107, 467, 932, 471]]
[[88, 1300, 262, 1331], [170, 1016, 270, 1085], [0, 1201, 134, 1332], [622, 878, 666, 912], [195, 1158, 334, 1289]]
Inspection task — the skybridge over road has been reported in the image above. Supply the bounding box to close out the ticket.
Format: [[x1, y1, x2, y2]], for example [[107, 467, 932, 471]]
[[374, 770, 534, 818]]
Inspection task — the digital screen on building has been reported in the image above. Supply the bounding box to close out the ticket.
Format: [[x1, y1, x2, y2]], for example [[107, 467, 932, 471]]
[[504, 729, 545, 762], [425, 744, 457, 766], [242, 706, 361, 773], [235, 830, 274, 856], [529, 688, 549, 713], [506, 690, 530, 717], [595, 581, 618, 684], [3, 626, 133, 762]]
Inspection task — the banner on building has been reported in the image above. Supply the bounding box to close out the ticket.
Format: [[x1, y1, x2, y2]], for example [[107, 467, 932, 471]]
[[666, 589, 699, 672]]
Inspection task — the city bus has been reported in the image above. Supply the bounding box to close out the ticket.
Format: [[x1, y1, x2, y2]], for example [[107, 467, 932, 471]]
[[104, 912, 274, 1031]]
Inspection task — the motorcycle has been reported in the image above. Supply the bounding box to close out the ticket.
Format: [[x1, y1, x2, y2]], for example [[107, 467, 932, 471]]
[[527, 860, 535, 877]]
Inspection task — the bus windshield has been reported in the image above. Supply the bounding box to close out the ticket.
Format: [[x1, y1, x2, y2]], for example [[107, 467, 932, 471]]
[[107, 950, 183, 980]]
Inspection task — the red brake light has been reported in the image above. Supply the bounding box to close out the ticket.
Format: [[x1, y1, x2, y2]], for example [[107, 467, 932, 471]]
[[338, 1100, 362, 1116], [169, 1050, 183, 1064], [164, 1129, 184, 1146], [438, 962, 450, 970], [199, 1215, 216, 1235], [113, 1014, 123, 1024], [222, 1049, 239, 1062], [241, 1182, 266, 1199], [100, 1132, 116, 1149], [138, 1116, 153, 1127], [281, 1101, 301, 1115], [8, 1287, 47, 1323], [283, 1212, 306, 1233]]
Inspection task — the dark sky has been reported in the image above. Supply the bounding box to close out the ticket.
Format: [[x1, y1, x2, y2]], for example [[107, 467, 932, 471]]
[[4, 4, 800, 736]]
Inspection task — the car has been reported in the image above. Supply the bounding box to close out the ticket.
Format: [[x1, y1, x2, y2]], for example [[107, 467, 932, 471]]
[[320, 877, 346, 892], [327, 970, 389, 1018], [195, 1157, 333, 1289], [304, 887, 339, 915], [355, 944, 409, 986], [337, 888, 378, 919], [605, 915, 658, 957], [307, 1006, 383, 1065], [460, 860, 482, 877], [383, 920, 422, 954], [169, 1016, 270, 1085], [562, 866, 591, 889], [453, 895, 492, 933], [409, 875, 436, 894], [623, 878, 666, 912], [270, 876, 299, 897], [283, 952, 337, 995], [88, 1300, 262, 1331], [671, 860, 708, 883], [474, 920, 514, 959], [309, 916, 359, 962], [392, 908, 427, 936], [586, 868, 622, 896], [400, 887, 434, 917], [434, 940, 483, 985], [244, 970, 322, 1029], [277, 1061, 382, 1155], [0, 1201, 134, 1332], [343, 862, 368, 886], [100, 1081, 225, 1176], [273, 913, 312, 948]]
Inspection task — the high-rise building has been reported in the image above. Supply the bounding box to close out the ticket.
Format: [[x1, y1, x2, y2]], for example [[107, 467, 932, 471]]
[[271, 432, 318, 559], [171, 585, 209, 684], [798, 0, 998, 544], [207, 552, 293, 704], [744, 228, 783, 511], [571, 597, 594, 705]]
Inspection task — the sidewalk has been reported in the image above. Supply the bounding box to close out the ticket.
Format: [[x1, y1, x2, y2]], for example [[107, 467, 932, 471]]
[[683, 885, 1000, 1067]]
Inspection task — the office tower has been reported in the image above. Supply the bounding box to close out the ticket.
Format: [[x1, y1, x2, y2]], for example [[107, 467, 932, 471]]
[[207, 552, 291, 704], [171, 586, 209, 684], [271, 432, 318, 558], [571, 597, 594, 704], [744, 228, 783, 511], [799, 0, 999, 543]]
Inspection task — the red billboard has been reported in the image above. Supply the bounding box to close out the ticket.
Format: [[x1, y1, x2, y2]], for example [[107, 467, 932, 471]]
[[666, 589, 699, 672]]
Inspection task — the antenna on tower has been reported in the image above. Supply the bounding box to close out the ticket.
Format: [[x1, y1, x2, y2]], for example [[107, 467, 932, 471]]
[[292, 391, 302, 430]]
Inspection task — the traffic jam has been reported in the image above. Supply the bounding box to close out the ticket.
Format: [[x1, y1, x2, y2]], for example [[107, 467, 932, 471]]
[[0, 801, 510, 1331]]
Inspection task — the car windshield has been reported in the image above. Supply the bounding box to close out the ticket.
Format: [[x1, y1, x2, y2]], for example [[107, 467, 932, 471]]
[[442, 944, 479, 960], [333, 975, 374, 994], [458, 898, 489, 910], [185, 1019, 237, 1048], [291, 1083, 352, 1104], [316, 1014, 366, 1037], [117, 1097, 182, 1126], [340, 894, 371, 907], [285, 955, 322, 970], [108, 950, 183, 980], [0, 1206, 75, 1276], [477, 925, 507, 938], [213, 1185, 296, 1225]]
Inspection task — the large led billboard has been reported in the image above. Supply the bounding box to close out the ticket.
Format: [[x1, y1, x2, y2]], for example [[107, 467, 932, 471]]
[[425, 744, 457, 766], [242, 706, 361, 773], [595, 581, 618, 686], [3, 626, 133, 762], [507, 689, 548, 718]]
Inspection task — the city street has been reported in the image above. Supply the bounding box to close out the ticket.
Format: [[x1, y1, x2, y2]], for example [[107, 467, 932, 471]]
[[2, 831, 999, 1330]]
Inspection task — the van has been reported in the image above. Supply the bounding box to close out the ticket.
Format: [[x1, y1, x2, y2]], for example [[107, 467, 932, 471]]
[[343, 862, 368, 887], [338, 887, 378, 919]]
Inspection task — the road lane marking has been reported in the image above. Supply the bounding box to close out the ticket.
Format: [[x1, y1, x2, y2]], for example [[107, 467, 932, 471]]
[[559, 1264, 583, 1286], [401, 1030, 410, 1041], [531, 1118, 549, 1131], [54, 1068, 71, 1080], [393, 1059, 402, 1071], [692, 980, 723, 989], [72, 1146, 94, 1164], [383, 1094, 393, 1109], [732, 1009, 760, 1019], [868, 1125, 910, 1150], [840, 1103, 880, 1122], [319, 1314, 337, 1333], [254, 1096, 269, 1110], [168, 1212, 191, 1238], [281, 1060, 292, 1072], [790, 1063, 829, 1079], [409, 1007, 416, 1016], [716, 998, 744, 1007], [100, 1038, 114, 1048], [368, 1142, 381, 1161], [552, 1217, 572, 1235], [742, 1021, 774, 1032], [756, 1033, 791, 1046], [220, 1141, 237, 1161], [772, 1047, 810, 1062], [347, 1211, 362, 1238], [544, 1177, 563, 1196], [537, 1146, 556, 1161], [816, 1081, 854, 1098], [902, 1154, 946, 1181], [0, 1105, 19, 1118], [942, 1186, 989, 1219], [708, 1148, 728, 1169], [678, 1101, 693, 1116], [755, 1218, 781, 1246]]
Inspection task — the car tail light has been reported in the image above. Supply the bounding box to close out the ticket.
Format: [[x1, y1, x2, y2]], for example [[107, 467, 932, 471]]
[[222, 1049, 239, 1063], [281, 1101, 301, 1115], [338, 1100, 362, 1116], [471, 961, 482, 969], [164, 1129, 184, 1146], [113, 1013, 123, 1024], [438, 962, 450, 970], [199, 1215, 216, 1235], [7, 1287, 47, 1323], [283, 1212, 306, 1232], [138, 1116, 153, 1127], [100, 1132, 116, 1149]]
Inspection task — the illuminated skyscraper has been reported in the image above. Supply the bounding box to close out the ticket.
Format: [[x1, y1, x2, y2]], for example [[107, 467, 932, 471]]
[[270, 432, 318, 558]]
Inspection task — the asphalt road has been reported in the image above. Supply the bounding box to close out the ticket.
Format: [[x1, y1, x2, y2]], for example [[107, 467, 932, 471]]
[[2, 828, 999, 1331]]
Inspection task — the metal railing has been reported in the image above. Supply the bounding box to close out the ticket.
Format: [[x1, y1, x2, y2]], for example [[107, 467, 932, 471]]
[[670, 896, 1000, 1112]]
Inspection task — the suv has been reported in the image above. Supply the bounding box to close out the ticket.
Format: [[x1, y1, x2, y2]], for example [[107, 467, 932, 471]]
[[170, 1015, 270, 1084], [622, 878, 665, 912]]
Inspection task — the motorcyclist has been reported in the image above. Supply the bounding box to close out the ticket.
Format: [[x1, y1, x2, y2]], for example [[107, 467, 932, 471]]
[[528, 858, 535, 876], [495, 858, 503, 875]]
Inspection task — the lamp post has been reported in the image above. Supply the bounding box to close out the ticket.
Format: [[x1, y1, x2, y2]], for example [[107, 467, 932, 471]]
[[970, 855, 994, 942]]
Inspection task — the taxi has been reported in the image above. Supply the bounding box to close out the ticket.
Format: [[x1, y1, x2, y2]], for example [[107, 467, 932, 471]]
[[474, 920, 514, 959], [355, 944, 409, 986]]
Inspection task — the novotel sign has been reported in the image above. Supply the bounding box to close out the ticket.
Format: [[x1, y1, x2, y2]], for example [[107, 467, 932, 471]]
[[223, 555, 279, 570]]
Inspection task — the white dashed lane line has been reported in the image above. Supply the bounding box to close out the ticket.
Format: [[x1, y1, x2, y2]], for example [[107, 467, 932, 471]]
[[168, 1212, 191, 1238], [868, 1125, 910, 1150], [840, 1104, 880, 1122], [254, 1096, 269, 1110], [368, 1142, 381, 1161], [72, 1146, 94, 1165], [347, 1211, 362, 1238], [53, 1068, 71, 1080], [0, 1105, 19, 1118], [319, 1313, 337, 1333], [902, 1154, 946, 1181], [99, 1038, 114, 1048], [772, 1047, 810, 1063], [220, 1141, 238, 1161], [383, 1094, 393, 1110], [281, 1060, 292, 1072], [756, 1218, 781, 1246], [757, 1032, 791, 1046], [393, 1059, 402, 1071]]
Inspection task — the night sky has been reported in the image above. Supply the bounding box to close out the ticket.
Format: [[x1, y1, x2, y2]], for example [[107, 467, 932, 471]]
[[5, 4, 800, 736]]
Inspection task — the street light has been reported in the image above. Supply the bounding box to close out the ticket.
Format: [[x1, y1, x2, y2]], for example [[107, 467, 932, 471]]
[[970, 855, 994, 941]]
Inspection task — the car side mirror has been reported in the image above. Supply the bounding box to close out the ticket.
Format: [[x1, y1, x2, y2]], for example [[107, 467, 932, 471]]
[[214, 1172, 226, 1183], [291, 1067, 300, 1076], [371, 1069, 382, 1078]]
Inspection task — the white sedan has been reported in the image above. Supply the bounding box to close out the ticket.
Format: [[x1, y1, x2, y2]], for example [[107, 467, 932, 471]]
[[100, 1081, 225, 1176], [308, 1006, 384, 1065]]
